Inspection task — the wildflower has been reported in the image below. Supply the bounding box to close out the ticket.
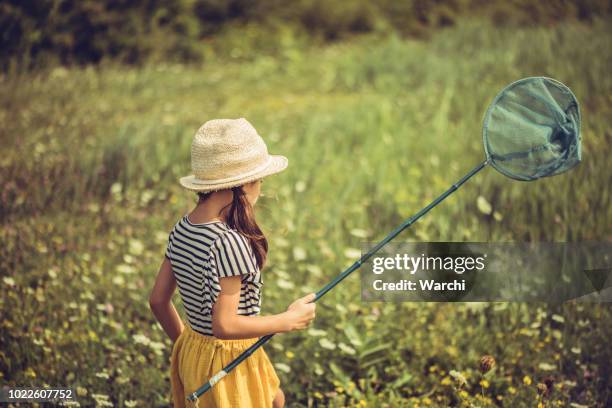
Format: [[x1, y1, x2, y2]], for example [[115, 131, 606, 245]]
[[508, 386, 517, 394], [537, 383, 547, 395], [459, 390, 469, 399], [132, 334, 150, 346], [24, 367, 36, 378], [148, 341, 165, 356], [479, 355, 496, 374], [523, 375, 532, 385], [537, 377, 554, 397], [285, 351, 294, 359], [480, 379, 490, 389], [92, 394, 113, 408], [450, 370, 468, 387]]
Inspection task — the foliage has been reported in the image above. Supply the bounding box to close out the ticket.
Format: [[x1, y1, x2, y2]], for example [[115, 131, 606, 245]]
[[1, 16, 611, 407], [0, 0, 202, 69], [1, 0, 611, 70]]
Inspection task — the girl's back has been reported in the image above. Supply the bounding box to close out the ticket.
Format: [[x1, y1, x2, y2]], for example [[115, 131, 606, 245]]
[[165, 215, 263, 336]]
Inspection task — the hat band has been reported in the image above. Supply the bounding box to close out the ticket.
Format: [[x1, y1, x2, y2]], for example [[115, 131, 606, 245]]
[[190, 156, 272, 185]]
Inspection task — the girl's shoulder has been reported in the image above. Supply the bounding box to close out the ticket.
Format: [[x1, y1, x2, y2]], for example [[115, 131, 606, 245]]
[[169, 216, 227, 249], [210, 226, 259, 277], [174, 215, 254, 258], [211, 225, 253, 253]]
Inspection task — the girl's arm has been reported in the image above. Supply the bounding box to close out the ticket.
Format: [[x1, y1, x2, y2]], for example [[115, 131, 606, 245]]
[[212, 275, 316, 340], [149, 257, 184, 342]]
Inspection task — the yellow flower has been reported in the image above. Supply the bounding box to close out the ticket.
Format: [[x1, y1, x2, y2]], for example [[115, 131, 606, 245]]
[[314, 391, 323, 399], [508, 386, 517, 394], [459, 390, 469, 399], [480, 379, 490, 388], [335, 386, 344, 393], [285, 351, 294, 359], [24, 368, 36, 378], [537, 403, 544, 408], [359, 400, 367, 407], [423, 397, 432, 405], [523, 376, 532, 385], [441, 376, 452, 386]]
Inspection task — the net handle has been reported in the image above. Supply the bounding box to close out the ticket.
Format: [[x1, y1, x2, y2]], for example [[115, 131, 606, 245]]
[[188, 159, 490, 401]]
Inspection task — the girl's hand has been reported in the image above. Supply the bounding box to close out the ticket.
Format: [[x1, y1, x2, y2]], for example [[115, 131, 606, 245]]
[[284, 293, 316, 332]]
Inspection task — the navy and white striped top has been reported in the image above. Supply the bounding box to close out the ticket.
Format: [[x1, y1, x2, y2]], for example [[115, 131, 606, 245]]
[[165, 214, 263, 336]]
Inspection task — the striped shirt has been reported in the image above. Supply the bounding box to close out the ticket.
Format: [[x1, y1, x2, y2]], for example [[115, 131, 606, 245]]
[[164, 214, 263, 336]]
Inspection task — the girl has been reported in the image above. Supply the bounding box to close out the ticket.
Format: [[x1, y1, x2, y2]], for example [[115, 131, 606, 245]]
[[149, 118, 316, 407]]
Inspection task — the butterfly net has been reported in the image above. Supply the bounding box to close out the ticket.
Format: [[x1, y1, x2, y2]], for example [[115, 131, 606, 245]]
[[482, 77, 581, 181]]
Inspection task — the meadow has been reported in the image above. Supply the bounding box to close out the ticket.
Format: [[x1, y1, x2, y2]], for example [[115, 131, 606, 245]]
[[1, 16, 611, 407]]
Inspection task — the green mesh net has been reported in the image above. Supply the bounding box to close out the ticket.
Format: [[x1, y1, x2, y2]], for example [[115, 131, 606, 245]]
[[482, 77, 581, 181]]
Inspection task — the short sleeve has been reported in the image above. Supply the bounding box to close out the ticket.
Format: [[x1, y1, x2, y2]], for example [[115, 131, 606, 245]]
[[164, 231, 174, 260], [211, 230, 258, 278]]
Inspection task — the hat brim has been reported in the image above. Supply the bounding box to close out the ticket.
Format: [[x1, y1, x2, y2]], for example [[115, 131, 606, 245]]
[[179, 155, 288, 192]]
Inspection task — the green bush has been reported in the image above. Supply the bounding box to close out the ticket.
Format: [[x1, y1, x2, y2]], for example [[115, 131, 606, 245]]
[[0, 0, 202, 70], [1, 0, 611, 71]]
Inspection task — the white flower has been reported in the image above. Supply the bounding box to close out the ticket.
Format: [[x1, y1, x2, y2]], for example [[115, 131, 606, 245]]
[[132, 334, 150, 346], [3, 277, 16, 287]]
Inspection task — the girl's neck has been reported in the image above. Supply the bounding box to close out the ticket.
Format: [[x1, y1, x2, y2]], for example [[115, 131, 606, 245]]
[[189, 190, 233, 224]]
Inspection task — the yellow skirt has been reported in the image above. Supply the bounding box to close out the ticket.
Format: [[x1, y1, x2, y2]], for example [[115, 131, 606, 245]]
[[170, 324, 281, 408]]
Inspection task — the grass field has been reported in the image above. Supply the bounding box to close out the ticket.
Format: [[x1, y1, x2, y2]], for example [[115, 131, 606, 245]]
[[1, 16, 611, 407]]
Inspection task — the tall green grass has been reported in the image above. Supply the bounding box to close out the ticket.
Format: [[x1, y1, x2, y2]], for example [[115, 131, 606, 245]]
[[1, 17, 611, 407]]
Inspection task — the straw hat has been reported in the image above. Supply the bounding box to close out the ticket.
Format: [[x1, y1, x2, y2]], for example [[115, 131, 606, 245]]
[[179, 118, 288, 192]]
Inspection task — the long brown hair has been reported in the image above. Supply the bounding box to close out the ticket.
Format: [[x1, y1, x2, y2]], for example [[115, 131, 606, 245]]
[[197, 186, 268, 269]]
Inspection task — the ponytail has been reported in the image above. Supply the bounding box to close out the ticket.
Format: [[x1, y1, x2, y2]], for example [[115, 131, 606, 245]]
[[226, 186, 268, 269]]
